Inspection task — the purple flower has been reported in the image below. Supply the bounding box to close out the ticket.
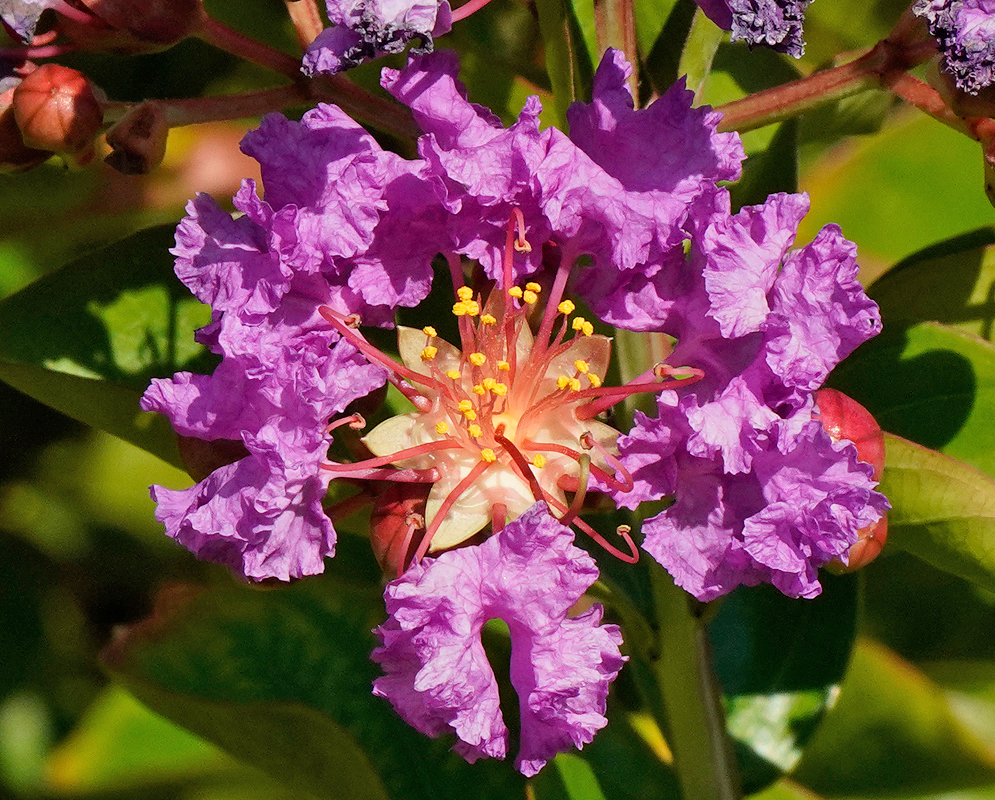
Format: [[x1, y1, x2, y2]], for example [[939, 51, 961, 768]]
[[140, 101, 448, 580], [302, 0, 452, 76], [615, 190, 888, 601], [693, 0, 813, 57], [372, 503, 625, 776], [915, 0, 995, 94], [0, 0, 58, 43]]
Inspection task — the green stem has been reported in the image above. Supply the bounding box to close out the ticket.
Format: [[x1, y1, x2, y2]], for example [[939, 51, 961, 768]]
[[651, 566, 741, 800]]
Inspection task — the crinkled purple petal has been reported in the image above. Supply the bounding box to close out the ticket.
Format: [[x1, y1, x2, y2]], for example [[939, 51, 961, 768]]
[[372, 504, 625, 775], [764, 224, 882, 391], [694, 0, 813, 56], [1, 0, 58, 42], [568, 50, 744, 195], [302, 0, 452, 76], [702, 192, 810, 339], [628, 394, 888, 601]]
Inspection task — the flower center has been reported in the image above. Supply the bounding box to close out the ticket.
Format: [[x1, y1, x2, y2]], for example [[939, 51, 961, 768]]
[[319, 211, 705, 574]]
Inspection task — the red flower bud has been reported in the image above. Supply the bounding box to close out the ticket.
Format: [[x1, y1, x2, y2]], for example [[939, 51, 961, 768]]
[[370, 483, 429, 578], [12, 64, 103, 157], [0, 86, 50, 172], [816, 388, 888, 572]]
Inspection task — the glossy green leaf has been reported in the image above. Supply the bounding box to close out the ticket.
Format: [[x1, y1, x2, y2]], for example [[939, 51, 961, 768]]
[[878, 433, 995, 595], [0, 225, 213, 469], [829, 321, 995, 478], [729, 119, 798, 212], [536, 0, 578, 129], [677, 8, 724, 99], [792, 639, 995, 795], [531, 753, 608, 800], [708, 573, 859, 793], [868, 227, 995, 342], [104, 568, 527, 800], [46, 685, 231, 792]]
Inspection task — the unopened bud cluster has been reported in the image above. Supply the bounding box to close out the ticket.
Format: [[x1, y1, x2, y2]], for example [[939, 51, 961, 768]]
[[1, 63, 103, 171]]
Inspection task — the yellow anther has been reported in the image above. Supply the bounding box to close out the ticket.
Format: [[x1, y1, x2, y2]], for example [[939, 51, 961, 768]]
[[572, 316, 587, 331], [482, 377, 497, 390], [558, 300, 576, 315], [465, 300, 480, 316], [492, 383, 508, 396], [587, 373, 602, 388], [457, 286, 474, 301], [420, 345, 438, 361], [468, 424, 483, 438], [481, 313, 497, 325], [525, 282, 542, 293], [523, 290, 538, 305], [458, 399, 474, 412], [581, 321, 594, 337], [497, 360, 510, 371], [508, 287, 523, 298], [557, 376, 570, 390], [463, 409, 477, 421], [481, 448, 497, 463], [469, 352, 486, 367], [532, 454, 546, 469], [568, 377, 582, 392], [453, 301, 469, 316], [435, 421, 449, 435], [446, 369, 461, 380], [574, 359, 590, 374], [473, 384, 486, 396], [422, 326, 437, 337]]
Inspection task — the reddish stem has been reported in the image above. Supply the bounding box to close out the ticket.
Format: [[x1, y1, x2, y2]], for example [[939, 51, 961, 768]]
[[196, 14, 303, 80]]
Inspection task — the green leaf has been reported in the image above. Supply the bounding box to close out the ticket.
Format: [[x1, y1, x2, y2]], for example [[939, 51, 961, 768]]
[[0, 225, 214, 469], [708, 573, 859, 793], [878, 433, 995, 595], [728, 119, 798, 212], [677, 8, 725, 99], [792, 639, 995, 795], [829, 321, 995, 478], [868, 227, 995, 342], [104, 569, 527, 800], [46, 685, 231, 792], [536, 0, 579, 129], [531, 753, 608, 800]]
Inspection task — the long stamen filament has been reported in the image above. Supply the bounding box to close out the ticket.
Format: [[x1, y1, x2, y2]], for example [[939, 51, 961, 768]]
[[413, 459, 494, 564], [322, 440, 461, 473], [558, 454, 591, 527]]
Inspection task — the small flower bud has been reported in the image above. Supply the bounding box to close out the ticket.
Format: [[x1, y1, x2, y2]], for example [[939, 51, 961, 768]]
[[13, 64, 103, 158], [370, 483, 429, 577], [0, 86, 50, 172], [105, 101, 168, 175], [61, 0, 204, 53], [816, 388, 888, 572]]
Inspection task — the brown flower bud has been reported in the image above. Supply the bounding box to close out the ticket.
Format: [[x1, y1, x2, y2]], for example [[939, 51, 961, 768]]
[[0, 86, 50, 172], [105, 101, 169, 175], [13, 64, 103, 157], [370, 483, 429, 577], [61, 0, 204, 53]]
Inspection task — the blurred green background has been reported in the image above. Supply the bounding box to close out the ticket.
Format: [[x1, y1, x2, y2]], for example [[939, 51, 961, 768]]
[[2, 0, 995, 798]]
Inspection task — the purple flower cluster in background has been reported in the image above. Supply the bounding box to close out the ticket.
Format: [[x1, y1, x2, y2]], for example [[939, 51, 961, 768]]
[[693, 0, 813, 57], [142, 48, 886, 771], [1, 0, 58, 42], [915, 0, 995, 94]]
